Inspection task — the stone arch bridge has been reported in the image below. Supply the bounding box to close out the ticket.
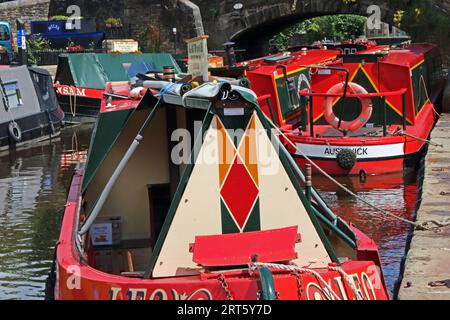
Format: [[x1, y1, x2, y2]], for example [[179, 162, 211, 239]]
[[46, 0, 449, 56]]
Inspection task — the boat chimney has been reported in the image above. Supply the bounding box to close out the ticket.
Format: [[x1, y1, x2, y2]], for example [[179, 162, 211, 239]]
[[163, 66, 176, 82], [224, 42, 237, 67], [305, 164, 312, 204]]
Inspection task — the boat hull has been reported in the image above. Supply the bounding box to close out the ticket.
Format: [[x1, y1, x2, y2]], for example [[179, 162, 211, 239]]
[[286, 103, 436, 176], [0, 109, 64, 152]]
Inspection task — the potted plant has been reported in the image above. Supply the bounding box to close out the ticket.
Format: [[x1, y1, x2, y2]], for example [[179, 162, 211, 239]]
[[105, 18, 123, 28]]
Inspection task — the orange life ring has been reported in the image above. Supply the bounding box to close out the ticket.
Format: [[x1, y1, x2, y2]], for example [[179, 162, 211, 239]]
[[323, 82, 373, 132]]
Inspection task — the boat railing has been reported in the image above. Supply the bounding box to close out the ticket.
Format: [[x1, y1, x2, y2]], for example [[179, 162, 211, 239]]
[[299, 88, 408, 137]]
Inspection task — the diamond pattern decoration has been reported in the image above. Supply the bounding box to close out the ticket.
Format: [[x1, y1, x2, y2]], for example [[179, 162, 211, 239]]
[[220, 156, 259, 230]]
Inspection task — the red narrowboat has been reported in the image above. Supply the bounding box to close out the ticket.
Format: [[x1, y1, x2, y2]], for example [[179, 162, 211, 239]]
[[244, 43, 446, 176], [48, 78, 389, 300]]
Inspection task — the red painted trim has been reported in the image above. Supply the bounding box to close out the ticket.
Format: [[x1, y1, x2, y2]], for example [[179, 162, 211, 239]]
[[192, 226, 299, 267], [54, 84, 104, 100]]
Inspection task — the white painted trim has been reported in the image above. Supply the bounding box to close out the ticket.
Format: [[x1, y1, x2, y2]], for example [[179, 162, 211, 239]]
[[295, 143, 405, 159]]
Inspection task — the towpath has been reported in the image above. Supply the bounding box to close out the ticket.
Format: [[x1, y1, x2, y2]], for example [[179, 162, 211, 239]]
[[398, 113, 450, 300]]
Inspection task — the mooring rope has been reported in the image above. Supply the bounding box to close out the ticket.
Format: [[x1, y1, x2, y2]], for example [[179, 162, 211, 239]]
[[250, 262, 341, 300], [261, 112, 447, 231], [328, 265, 364, 300], [394, 129, 444, 148], [420, 74, 441, 119], [250, 262, 365, 300], [69, 86, 77, 118]]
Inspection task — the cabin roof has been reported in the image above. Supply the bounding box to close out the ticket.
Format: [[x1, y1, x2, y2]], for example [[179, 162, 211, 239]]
[[362, 43, 437, 68], [244, 49, 340, 75], [0, 65, 42, 118], [55, 53, 182, 90]]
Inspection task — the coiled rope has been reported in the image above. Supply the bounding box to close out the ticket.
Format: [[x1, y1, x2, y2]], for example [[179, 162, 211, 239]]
[[249, 262, 363, 300]]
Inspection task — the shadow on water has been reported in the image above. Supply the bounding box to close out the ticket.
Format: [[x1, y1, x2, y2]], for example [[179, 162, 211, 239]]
[[0, 124, 93, 300]]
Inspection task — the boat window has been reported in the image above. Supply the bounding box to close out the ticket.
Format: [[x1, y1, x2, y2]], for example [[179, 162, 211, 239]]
[[32, 73, 50, 101], [0, 25, 10, 41], [3, 82, 23, 109]]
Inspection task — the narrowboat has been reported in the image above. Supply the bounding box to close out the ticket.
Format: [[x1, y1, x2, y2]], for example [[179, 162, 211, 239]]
[[0, 65, 64, 152], [244, 43, 446, 176], [48, 78, 389, 300], [54, 53, 182, 123], [28, 18, 105, 50]]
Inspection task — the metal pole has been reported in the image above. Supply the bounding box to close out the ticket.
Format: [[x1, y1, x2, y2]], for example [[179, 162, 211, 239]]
[[172, 28, 177, 55], [402, 92, 407, 130], [16, 19, 27, 66], [278, 139, 339, 225], [382, 97, 387, 136], [301, 96, 308, 132], [309, 95, 314, 137], [266, 98, 277, 126]]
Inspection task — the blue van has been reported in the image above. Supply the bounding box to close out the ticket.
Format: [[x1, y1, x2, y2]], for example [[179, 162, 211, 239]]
[[0, 22, 13, 55]]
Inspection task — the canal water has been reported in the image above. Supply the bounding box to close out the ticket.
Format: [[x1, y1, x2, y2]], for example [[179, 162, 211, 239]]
[[0, 124, 421, 299]]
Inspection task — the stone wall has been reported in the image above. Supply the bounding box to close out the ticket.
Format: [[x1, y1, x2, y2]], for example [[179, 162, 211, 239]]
[[0, 0, 51, 34], [48, 0, 203, 53]]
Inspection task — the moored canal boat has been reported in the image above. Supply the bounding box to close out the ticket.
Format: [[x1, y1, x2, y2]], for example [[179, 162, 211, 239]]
[[244, 43, 446, 175], [0, 65, 64, 152], [54, 53, 182, 123], [50, 78, 389, 300]]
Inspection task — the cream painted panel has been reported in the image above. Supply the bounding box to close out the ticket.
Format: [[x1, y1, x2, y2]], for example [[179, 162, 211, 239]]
[[97, 110, 171, 240], [255, 116, 331, 268], [84, 108, 151, 214], [153, 118, 222, 278]]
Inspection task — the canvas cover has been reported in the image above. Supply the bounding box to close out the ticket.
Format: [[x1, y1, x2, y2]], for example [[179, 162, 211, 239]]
[[55, 53, 182, 90]]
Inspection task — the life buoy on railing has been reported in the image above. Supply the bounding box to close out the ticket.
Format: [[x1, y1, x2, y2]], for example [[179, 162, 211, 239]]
[[8, 121, 22, 143], [323, 82, 373, 132]]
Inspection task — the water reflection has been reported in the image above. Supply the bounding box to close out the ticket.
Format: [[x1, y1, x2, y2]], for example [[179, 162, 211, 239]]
[[313, 170, 420, 296], [0, 124, 92, 300]]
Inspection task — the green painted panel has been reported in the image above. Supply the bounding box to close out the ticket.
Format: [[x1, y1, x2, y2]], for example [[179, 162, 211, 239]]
[[411, 65, 428, 112], [217, 113, 252, 147], [221, 199, 241, 234], [243, 198, 261, 233], [81, 109, 134, 192], [276, 69, 310, 120]]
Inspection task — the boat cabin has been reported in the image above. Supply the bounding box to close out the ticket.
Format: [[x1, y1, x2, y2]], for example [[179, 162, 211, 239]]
[[75, 81, 370, 279], [303, 43, 445, 134], [242, 43, 445, 175], [54, 53, 182, 122], [0, 66, 64, 151]]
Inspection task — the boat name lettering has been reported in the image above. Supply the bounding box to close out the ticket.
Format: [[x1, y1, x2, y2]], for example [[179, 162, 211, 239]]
[[306, 273, 377, 300], [109, 287, 213, 300], [324, 147, 368, 156], [56, 86, 87, 97]]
